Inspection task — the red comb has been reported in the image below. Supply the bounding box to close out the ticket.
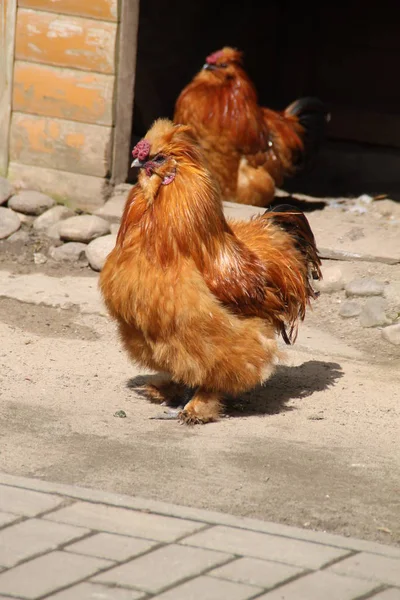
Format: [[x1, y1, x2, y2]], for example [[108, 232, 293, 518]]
[[206, 50, 224, 65], [132, 139, 150, 161]]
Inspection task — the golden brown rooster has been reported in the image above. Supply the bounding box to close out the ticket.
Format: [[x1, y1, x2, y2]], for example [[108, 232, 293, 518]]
[[100, 119, 321, 424], [174, 47, 328, 207]]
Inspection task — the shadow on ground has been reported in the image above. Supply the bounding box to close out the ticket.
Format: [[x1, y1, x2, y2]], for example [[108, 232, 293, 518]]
[[127, 360, 343, 418], [229, 360, 343, 416]]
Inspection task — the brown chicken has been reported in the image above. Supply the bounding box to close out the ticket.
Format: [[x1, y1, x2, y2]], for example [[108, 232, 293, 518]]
[[174, 47, 328, 207], [100, 119, 321, 425]]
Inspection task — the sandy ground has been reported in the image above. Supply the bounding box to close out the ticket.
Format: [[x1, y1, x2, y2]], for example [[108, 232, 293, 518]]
[[0, 199, 399, 547]]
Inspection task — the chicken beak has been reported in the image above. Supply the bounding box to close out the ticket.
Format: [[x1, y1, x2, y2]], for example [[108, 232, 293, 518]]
[[131, 158, 145, 168], [203, 63, 212, 70]]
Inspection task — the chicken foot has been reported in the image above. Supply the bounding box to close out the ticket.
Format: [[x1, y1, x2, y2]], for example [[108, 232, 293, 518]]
[[135, 380, 197, 420], [179, 388, 222, 425]]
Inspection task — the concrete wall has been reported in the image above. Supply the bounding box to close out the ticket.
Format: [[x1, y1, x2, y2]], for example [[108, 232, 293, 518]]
[[6, 0, 120, 210]]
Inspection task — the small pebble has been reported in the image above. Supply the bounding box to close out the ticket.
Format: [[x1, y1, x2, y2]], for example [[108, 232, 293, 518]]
[[381, 323, 400, 346], [339, 300, 362, 319], [314, 265, 344, 293], [345, 278, 385, 297], [33, 252, 47, 265], [114, 410, 127, 418]]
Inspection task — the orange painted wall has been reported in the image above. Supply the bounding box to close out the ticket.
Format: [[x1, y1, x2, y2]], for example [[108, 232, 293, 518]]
[[9, 0, 119, 185]]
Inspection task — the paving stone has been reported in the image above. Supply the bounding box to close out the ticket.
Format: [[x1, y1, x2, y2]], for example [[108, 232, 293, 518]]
[[209, 556, 304, 589], [46, 582, 144, 600], [8, 191, 55, 215], [33, 205, 74, 232], [153, 575, 262, 600], [93, 543, 232, 593], [329, 552, 400, 586], [255, 570, 379, 600], [181, 526, 350, 570], [65, 532, 157, 561], [45, 501, 203, 542], [0, 207, 21, 239], [110, 222, 120, 235], [0, 551, 111, 599], [369, 589, 400, 599], [0, 512, 19, 528], [0, 518, 90, 567], [345, 278, 385, 297], [0, 484, 63, 516], [59, 215, 110, 243], [85, 234, 116, 271]]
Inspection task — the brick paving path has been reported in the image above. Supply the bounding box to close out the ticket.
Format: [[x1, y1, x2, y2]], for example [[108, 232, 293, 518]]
[[0, 473, 399, 599]]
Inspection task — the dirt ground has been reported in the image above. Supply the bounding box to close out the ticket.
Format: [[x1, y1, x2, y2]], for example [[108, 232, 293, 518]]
[[0, 199, 399, 547]]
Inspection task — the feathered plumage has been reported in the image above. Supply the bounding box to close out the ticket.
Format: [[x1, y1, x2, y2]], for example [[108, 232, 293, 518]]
[[100, 119, 321, 424], [174, 47, 328, 207]]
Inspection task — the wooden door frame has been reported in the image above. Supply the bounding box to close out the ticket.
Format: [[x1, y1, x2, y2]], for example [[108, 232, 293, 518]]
[[111, 0, 140, 184], [0, 0, 17, 176]]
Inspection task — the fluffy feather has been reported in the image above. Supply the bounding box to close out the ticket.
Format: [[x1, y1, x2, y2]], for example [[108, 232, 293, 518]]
[[100, 119, 321, 424], [174, 47, 328, 207]]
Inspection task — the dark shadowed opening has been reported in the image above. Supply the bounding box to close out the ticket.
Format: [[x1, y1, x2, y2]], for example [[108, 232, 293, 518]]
[[129, 0, 400, 199]]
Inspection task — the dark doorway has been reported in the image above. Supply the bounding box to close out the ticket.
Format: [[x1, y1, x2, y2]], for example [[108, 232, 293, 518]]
[[130, 0, 400, 199]]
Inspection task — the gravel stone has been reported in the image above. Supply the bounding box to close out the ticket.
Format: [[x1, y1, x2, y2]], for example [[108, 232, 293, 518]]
[[381, 324, 400, 346], [86, 234, 116, 271], [45, 222, 63, 241], [110, 222, 120, 235], [33, 205, 74, 232], [0, 207, 21, 239], [59, 215, 110, 243], [94, 195, 126, 223], [0, 177, 14, 205], [8, 191, 55, 215], [345, 278, 385, 297], [33, 253, 47, 265], [16, 212, 35, 225], [360, 297, 390, 328], [7, 229, 30, 243], [314, 265, 344, 293], [49, 242, 88, 263], [339, 301, 362, 319]]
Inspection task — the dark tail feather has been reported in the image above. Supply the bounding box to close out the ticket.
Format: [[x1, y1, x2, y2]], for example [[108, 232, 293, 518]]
[[285, 97, 330, 169], [266, 204, 322, 344]]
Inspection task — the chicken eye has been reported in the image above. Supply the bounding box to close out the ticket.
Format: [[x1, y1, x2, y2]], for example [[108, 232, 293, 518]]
[[153, 154, 166, 164], [217, 63, 228, 69]]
